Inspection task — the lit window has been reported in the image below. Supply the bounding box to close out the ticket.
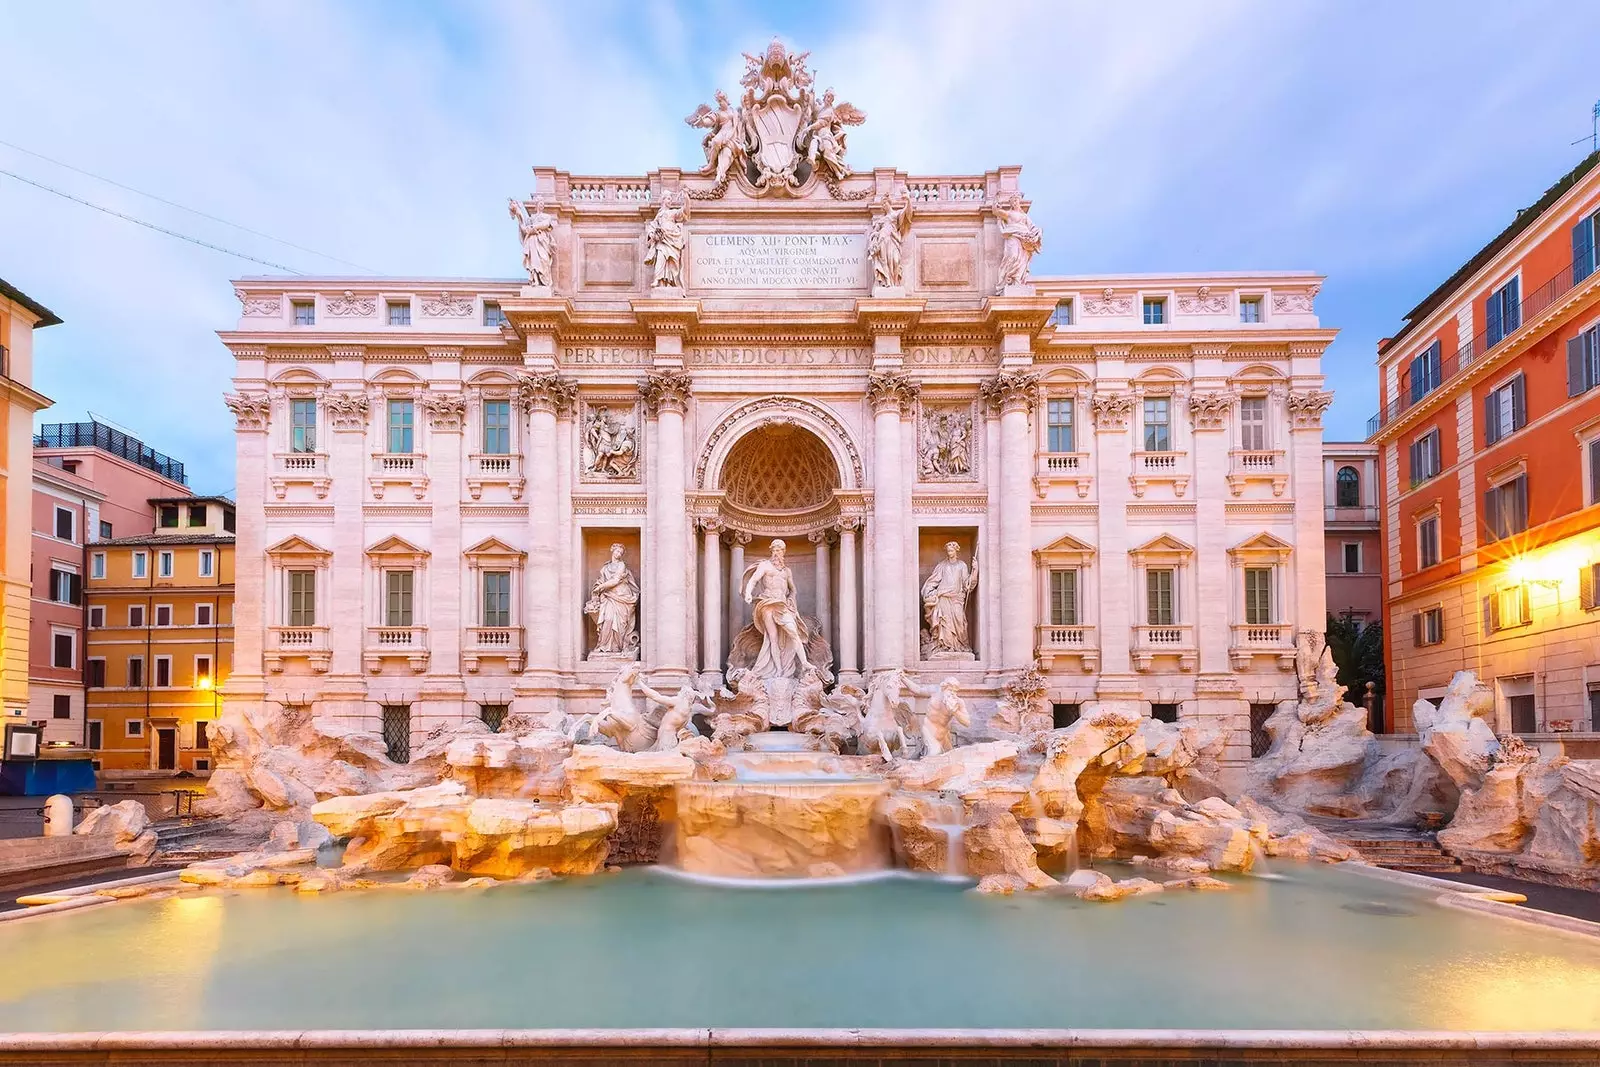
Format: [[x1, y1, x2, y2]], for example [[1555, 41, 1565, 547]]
[[1142, 298, 1166, 325], [1488, 584, 1530, 632], [292, 301, 315, 326], [1485, 475, 1528, 541], [483, 401, 511, 455], [387, 400, 415, 454], [1046, 399, 1074, 453], [195, 656, 212, 687], [1239, 296, 1263, 323], [1415, 607, 1443, 645], [1142, 397, 1171, 451]]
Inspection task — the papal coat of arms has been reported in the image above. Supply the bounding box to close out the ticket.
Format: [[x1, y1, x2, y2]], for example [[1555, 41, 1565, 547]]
[[685, 40, 866, 197]]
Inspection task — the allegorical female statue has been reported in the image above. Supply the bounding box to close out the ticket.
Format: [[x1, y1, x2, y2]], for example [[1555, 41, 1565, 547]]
[[868, 194, 912, 289], [921, 541, 979, 658], [585, 543, 639, 658], [645, 191, 690, 289], [992, 193, 1042, 290], [508, 197, 556, 287]]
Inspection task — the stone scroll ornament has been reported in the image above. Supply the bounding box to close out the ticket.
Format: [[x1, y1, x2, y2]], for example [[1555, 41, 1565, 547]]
[[509, 197, 556, 287], [223, 392, 271, 431], [1089, 390, 1135, 430], [1188, 391, 1231, 430], [421, 392, 467, 431], [684, 40, 868, 200], [234, 290, 280, 317]]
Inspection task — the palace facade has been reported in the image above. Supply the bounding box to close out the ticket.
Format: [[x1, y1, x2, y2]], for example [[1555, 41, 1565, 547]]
[[220, 45, 1334, 773]]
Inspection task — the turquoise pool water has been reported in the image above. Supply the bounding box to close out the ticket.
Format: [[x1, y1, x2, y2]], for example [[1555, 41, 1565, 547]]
[[2, 864, 1598, 1032]]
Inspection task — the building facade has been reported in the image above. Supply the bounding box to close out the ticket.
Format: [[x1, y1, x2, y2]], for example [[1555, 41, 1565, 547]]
[[1371, 150, 1600, 736], [221, 46, 1334, 774], [1323, 441, 1382, 624], [84, 497, 235, 773], [28, 458, 99, 743], [1, 278, 58, 724]]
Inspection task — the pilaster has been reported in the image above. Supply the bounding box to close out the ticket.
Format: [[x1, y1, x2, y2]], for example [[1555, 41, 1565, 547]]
[[867, 372, 919, 672], [982, 370, 1039, 671]]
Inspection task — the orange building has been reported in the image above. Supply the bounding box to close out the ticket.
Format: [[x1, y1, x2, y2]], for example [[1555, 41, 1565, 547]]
[[85, 496, 235, 774], [1, 278, 59, 724], [1370, 150, 1600, 740]]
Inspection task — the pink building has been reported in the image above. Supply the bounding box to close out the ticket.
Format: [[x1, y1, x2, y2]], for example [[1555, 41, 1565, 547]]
[[1324, 441, 1382, 624], [30, 421, 189, 744]]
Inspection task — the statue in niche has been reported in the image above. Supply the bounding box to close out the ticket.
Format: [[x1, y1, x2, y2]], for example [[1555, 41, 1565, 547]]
[[582, 407, 638, 479], [739, 539, 814, 680], [918, 409, 972, 479], [585, 543, 640, 659], [868, 194, 913, 289], [508, 197, 556, 288], [921, 541, 979, 659], [645, 190, 690, 289], [804, 89, 867, 183], [685, 90, 742, 184], [991, 193, 1042, 290], [919, 677, 971, 757]]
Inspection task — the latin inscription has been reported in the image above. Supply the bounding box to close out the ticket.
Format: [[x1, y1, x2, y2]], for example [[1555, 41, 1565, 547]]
[[688, 346, 870, 367], [906, 345, 996, 366], [564, 346, 651, 365], [689, 233, 868, 290]]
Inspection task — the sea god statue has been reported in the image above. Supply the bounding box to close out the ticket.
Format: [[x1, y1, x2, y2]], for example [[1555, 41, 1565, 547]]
[[741, 539, 813, 680]]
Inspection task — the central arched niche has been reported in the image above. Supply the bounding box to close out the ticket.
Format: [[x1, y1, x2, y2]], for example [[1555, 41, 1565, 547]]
[[717, 423, 841, 531]]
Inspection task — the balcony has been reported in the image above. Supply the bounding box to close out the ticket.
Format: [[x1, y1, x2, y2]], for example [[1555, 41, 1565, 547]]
[[1129, 450, 1189, 498], [1228, 623, 1297, 672], [464, 626, 525, 672], [369, 452, 429, 500], [1035, 624, 1098, 673], [1032, 451, 1092, 498], [1226, 449, 1287, 497], [271, 451, 331, 500], [1325, 504, 1379, 526], [363, 626, 430, 673], [265, 626, 331, 673], [1130, 624, 1196, 672], [466, 452, 525, 501]]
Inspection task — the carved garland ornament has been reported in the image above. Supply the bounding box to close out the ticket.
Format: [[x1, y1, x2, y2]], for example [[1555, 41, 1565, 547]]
[[1273, 287, 1319, 314], [421, 292, 474, 317], [234, 290, 281, 317], [1286, 389, 1334, 428], [980, 371, 1039, 414], [866, 371, 920, 413], [1188, 391, 1232, 430], [1089, 390, 1136, 430], [1176, 286, 1230, 315], [1082, 288, 1133, 316], [640, 370, 693, 414], [421, 391, 468, 431], [324, 390, 371, 430], [695, 395, 864, 489], [518, 372, 578, 415], [325, 290, 377, 317], [223, 391, 271, 431]]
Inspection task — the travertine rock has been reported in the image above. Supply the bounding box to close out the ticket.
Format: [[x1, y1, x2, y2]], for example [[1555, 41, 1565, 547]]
[[1164, 875, 1232, 891], [448, 731, 572, 799], [974, 873, 1033, 895], [888, 741, 1020, 792], [880, 793, 962, 874], [961, 802, 1055, 889], [674, 778, 889, 878], [1418, 672, 1500, 791], [563, 744, 696, 864], [1080, 779, 1260, 872], [1233, 795, 1360, 863], [74, 799, 157, 866], [451, 799, 616, 878]]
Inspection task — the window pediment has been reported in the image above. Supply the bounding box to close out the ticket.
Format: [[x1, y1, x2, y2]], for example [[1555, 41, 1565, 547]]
[[1228, 531, 1292, 562], [366, 535, 430, 566], [1035, 532, 1096, 565], [1130, 533, 1194, 562], [464, 536, 526, 569], [265, 535, 332, 567]]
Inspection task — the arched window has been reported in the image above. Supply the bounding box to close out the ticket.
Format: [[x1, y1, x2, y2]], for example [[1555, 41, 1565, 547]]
[[1336, 466, 1361, 508]]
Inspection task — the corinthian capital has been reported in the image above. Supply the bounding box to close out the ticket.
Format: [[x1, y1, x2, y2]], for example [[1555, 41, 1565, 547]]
[[640, 369, 693, 414], [1088, 390, 1135, 431], [223, 391, 271, 431], [866, 371, 920, 414], [421, 391, 468, 431], [1286, 388, 1334, 428], [518, 372, 578, 415], [324, 390, 371, 431], [980, 371, 1039, 414]]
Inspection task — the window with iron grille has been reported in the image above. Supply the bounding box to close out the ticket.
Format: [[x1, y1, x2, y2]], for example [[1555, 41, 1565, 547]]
[[382, 705, 411, 763], [1046, 399, 1074, 452], [482, 400, 512, 455], [1151, 702, 1179, 723], [385, 571, 414, 627], [1052, 703, 1081, 729], [1049, 569, 1078, 626], [291, 399, 317, 453], [1249, 703, 1276, 758], [481, 704, 509, 733]]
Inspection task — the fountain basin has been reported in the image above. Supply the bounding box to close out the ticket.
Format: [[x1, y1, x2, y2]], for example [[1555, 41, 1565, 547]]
[[673, 778, 890, 878]]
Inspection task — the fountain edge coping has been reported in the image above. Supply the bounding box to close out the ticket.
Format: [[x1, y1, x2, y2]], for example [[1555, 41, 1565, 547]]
[[1339, 860, 1600, 942], [1, 1030, 1600, 1050]]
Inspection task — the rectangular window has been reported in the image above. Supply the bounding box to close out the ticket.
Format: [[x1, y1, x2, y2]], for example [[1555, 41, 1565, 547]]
[[48, 568, 80, 605], [1249, 702, 1276, 757], [385, 570, 414, 627], [387, 399, 415, 454], [482, 570, 511, 628], [1142, 397, 1172, 451], [1409, 428, 1442, 485], [158, 551, 174, 578], [1508, 693, 1536, 734], [386, 300, 411, 326], [1575, 210, 1598, 286], [1239, 396, 1267, 450], [88, 606, 104, 628], [1568, 324, 1600, 398], [1244, 567, 1273, 625], [1590, 687, 1600, 732], [290, 398, 318, 453], [382, 704, 411, 763], [1142, 297, 1166, 325], [1046, 399, 1074, 453], [52, 632, 74, 669], [50, 695, 71, 721], [1486, 277, 1521, 348], [87, 720, 102, 749], [132, 552, 147, 579], [288, 570, 317, 626], [1486, 584, 1531, 633], [482, 400, 512, 455], [1343, 543, 1361, 574], [129, 604, 146, 628], [292, 300, 315, 326], [99, 520, 112, 539], [1418, 515, 1440, 569], [126, 719, 143, 738], [196, 602, 213, 626], [87, 658, 105, 688], [54, 506, 74, 542], [1146, 568, 1175, 626], [223, 508, 235, 533], [1048, 299, 1073, 326], [195, 656, 212, 686], [154, 605, 172, 627], [483, 301, 507, 328], [91, 552, 106, 579], [1239, 296, 1263, 323], [155, 657, 172, 688], [1052, 703, 1081, 728], [1408, 340, 1443, 403], [159, 505, 179, 528], [199, 550, 214, 578], [1485, 475, 1529, 541], [1151, 702, 1180, 724], [1483, 374, 1526, 446], [196, 720, 210, 751], [1049, 569, 1078, 626], [127, 657, 144, 688], [480, 704, 509, 733], [188, 504, 207, 527]]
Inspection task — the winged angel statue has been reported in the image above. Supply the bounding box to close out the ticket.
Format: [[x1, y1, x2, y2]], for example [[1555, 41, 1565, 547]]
[[684, 40, 866, 195]]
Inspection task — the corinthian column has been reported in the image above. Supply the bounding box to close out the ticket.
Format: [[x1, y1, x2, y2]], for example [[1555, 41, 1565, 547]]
[[837, 517, 860, 683], [642, 370, 693, 678], [983, 371, 1040, 671], [518, 372, 576, 692], [727, 529, 749, 642], [809, 529, 832, 650], [867, 372, 919, 672], [699, 518, 723, 685]]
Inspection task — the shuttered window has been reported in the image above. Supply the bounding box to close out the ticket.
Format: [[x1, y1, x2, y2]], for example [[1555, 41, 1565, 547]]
[[1049, 569, 1078, 626], [1408, 429, 1442, 485], [1484, 584, 1531, 633], [1581, 562, 1600, 612], [1408, 341, 1442, 403], [1418, 516, 1440, 569], [1244, 567, 1273, 625], [385, 570, 414, 627], [1484, 476, 1529, 542], [1575, 210, 1598, 286], [1590, 438, 1600, 506], [1569, 325, 1600, 397], [482, 571, 511, 628], [1482, 374, 1526, 446], [1486, 277, 1521, 348], [1146, 568, 1175, 626], [288, 570, 316, 626], [1412, 607, 1443, 647]]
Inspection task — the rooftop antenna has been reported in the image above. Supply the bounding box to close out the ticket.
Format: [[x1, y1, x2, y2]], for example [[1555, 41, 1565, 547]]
[[1575, 100, 1600, 155]]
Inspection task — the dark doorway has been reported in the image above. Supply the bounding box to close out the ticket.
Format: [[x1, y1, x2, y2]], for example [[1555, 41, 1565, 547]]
[[1151, 702, 1179, 724], [156, 728, 177, 771], [1051, 703, 1081, 729]]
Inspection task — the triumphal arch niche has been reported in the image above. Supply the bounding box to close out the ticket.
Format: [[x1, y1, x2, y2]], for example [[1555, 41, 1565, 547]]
[[501, 39, 1052, 735]]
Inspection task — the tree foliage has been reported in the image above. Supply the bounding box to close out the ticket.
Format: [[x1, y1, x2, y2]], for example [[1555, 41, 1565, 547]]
[[1325, 613, 1384, 706]]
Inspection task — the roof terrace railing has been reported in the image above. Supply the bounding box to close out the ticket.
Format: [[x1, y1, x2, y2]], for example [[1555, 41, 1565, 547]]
[[33, 421, 188, 485], [1367, 255, 1594, 438]]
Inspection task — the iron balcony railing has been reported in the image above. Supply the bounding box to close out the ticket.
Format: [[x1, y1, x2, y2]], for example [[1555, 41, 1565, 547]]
[[34, 420, 188, 484], [1367, 254, 1593, 438]]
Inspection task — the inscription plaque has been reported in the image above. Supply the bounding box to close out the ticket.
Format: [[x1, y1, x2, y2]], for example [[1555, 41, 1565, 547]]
[[689, 233, 868, 290]]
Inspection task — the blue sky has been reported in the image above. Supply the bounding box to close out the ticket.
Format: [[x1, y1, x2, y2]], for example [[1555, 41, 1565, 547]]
[[3, 0, 1598, 493]]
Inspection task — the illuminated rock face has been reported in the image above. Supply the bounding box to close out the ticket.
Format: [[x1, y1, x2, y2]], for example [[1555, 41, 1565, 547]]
[[673, 778, 889, 879]]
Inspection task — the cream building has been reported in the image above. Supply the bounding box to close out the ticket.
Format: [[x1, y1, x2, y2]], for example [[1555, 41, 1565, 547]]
[[221, 44, 1334, 772]]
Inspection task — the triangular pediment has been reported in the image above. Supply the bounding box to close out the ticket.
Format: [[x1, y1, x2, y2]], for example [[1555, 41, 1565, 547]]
[[464, 536, 526, 562], [265, 534, 331, 559], [1229, 531, 1294, 559], [1035, 532, 1096, 561], [1130, 533, 1194, 557], [365, 534, 430, 560]]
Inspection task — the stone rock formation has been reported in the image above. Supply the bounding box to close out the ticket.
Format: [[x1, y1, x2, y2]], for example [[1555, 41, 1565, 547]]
[[74, 799, 158, 866]]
